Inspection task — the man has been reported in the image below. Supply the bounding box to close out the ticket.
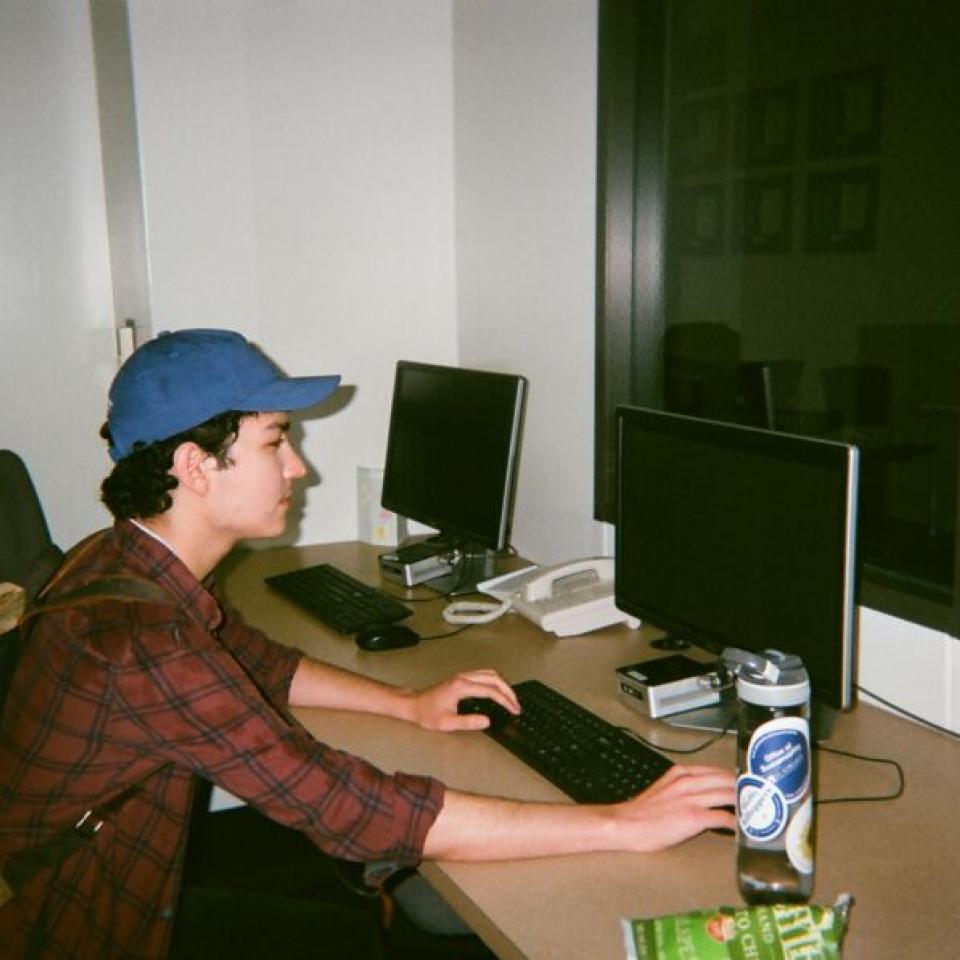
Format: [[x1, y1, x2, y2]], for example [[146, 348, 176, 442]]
[[0, 329, 734, 958]]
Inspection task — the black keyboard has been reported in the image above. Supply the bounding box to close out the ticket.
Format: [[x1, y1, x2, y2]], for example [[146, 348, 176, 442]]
[[485, 680, 673, 803], [265, 564, 413, 634]]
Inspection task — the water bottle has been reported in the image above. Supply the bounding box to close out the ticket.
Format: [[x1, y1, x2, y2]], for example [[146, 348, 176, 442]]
[[723, 647, 814, 905]]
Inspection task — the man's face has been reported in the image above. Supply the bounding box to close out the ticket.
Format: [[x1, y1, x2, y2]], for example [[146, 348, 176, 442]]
[[204, 412, 307, 542]]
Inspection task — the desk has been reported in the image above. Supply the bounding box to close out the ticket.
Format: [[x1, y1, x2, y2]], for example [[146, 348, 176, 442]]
[[219, 542, 959, 959]]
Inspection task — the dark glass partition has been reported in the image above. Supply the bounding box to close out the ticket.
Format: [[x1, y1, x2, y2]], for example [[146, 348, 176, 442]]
[[596, 0, 959, 634]]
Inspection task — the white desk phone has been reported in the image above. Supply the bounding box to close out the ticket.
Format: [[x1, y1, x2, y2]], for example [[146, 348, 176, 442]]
[[442, 558, 640, 637]]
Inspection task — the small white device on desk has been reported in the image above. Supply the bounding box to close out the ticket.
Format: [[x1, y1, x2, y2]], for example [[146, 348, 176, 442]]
[[477, 558, 640, 637], [379, 541, 454, 587], [616, 655, 722, 719]]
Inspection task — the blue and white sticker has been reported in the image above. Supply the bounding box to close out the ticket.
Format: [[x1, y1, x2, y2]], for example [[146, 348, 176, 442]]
[[746, 717, 810, 803], [737, 773, 788, 841]]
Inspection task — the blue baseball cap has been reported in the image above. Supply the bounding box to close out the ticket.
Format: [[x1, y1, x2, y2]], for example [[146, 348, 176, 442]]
[[106, 329, 341, 461]]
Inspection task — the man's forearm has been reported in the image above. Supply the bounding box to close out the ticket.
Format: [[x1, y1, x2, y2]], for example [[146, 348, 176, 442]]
[[286, 659, 520, 733], [287, 655, 415, 720], [423, 767, 737, 861], [422, 789, 618, 861]]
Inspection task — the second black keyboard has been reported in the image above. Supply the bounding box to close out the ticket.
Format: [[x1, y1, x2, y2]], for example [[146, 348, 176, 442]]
[[485, 679, 673, 803], [265, 564, 413, 634]]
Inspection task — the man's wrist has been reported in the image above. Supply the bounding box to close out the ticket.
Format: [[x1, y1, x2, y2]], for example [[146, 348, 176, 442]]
[[390, 685, 420, 725]]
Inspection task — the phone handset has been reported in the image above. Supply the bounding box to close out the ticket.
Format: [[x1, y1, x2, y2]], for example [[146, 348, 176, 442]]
[[522, 558, 614, 603], [512, 558, 636, 637]]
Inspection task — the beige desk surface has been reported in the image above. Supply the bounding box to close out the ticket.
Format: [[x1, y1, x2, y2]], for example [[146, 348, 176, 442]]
[[219, 542, 960, 960]]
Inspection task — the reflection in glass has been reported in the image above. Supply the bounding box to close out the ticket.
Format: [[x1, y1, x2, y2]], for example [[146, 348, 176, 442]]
[[661, 2, 958, 607]]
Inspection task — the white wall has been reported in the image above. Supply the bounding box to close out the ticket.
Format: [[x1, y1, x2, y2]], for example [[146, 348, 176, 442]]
[[452, 0, 604, 564], [0, 1, 118, 548], [124, 0, 603, 562], [126, 0, 459, 546], [858, 607, 958, 730]]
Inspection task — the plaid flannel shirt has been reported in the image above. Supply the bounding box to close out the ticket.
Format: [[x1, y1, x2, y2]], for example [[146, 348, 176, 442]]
[[0, 521, 444, 958]]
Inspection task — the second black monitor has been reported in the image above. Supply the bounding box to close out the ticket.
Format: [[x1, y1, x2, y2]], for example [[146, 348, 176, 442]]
[[615, 405, 859, 720], [381, 360, 527, 588]]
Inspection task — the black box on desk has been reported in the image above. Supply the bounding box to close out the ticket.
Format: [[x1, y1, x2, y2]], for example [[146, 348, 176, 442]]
[[616, 655, 722, 719]]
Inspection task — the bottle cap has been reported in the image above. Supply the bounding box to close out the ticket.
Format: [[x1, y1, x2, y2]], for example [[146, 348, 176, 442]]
[[736, 672, 810, 707], [725, 647, 810, 707]]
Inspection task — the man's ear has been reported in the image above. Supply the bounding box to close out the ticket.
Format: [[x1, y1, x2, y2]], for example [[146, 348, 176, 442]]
[[169, 442, 217, 496]]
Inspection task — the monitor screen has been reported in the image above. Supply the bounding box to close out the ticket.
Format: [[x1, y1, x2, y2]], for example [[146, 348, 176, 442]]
[[381, 361, 527, 554], [615, 406, 859, 713]]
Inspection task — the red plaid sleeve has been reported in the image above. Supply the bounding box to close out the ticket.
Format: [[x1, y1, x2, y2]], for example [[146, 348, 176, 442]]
[[213, 601, 303, 712], [86, 599, 445, 863]]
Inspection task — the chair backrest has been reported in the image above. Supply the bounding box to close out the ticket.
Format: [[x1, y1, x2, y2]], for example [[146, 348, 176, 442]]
[[664, 323, 741, 420], [0, 450, 64, 602]]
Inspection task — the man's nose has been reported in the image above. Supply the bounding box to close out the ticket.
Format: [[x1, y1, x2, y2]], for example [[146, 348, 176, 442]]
[[284, 447, 307, 478]]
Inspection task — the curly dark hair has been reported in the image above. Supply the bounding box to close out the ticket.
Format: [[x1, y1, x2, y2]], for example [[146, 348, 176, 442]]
[[99, 411, 251, 520]]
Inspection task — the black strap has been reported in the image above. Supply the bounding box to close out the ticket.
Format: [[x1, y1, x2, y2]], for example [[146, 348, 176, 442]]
[[3, 781, 147, 890], [19, 576, 170, 624]]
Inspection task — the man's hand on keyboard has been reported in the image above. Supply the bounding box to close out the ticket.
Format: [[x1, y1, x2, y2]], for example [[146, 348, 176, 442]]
[[424, 764, 735, 861], [615, 765, 736, 851], [404, 668, 521, 732]]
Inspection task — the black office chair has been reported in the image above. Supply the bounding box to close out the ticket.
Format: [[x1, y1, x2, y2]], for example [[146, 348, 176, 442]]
[[0, 449, 64, 704], [0, 449, 64, 602], [663, 322, 741, 421]]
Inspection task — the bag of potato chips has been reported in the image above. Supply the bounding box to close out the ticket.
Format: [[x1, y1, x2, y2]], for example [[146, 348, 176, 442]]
[[622, 895, 853, 960]]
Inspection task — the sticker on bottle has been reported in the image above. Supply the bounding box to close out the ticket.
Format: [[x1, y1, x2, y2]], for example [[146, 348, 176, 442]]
[[737, 773, 788, 841], [746, 717, 810, 803]]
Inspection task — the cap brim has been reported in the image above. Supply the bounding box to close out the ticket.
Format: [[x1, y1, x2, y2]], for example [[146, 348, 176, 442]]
[[235, 374, 341, 413]]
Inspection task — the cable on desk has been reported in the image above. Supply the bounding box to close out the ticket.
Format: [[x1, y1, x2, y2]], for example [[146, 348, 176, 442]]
[[619, 720, 734, 756], [856, 684, 960, 742], [813, 743, 905, 806], [622, 725, 907, 806], [418, 623, 474, 642]]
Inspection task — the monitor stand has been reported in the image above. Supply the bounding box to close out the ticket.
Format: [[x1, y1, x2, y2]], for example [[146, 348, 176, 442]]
[[420, 546, 497, 596], [650, 633, 692, 652], [662, 694, 737, 735], [663, 690, 840, 742]]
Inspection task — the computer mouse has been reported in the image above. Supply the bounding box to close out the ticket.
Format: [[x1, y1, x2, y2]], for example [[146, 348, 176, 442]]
[[354, 623, 420, 652], [456, 697, 514, 731]]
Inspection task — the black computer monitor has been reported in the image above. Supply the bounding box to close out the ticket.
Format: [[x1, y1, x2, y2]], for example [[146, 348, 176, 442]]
[[615, 405, 859, 733], [381, 360, 527, 593]]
